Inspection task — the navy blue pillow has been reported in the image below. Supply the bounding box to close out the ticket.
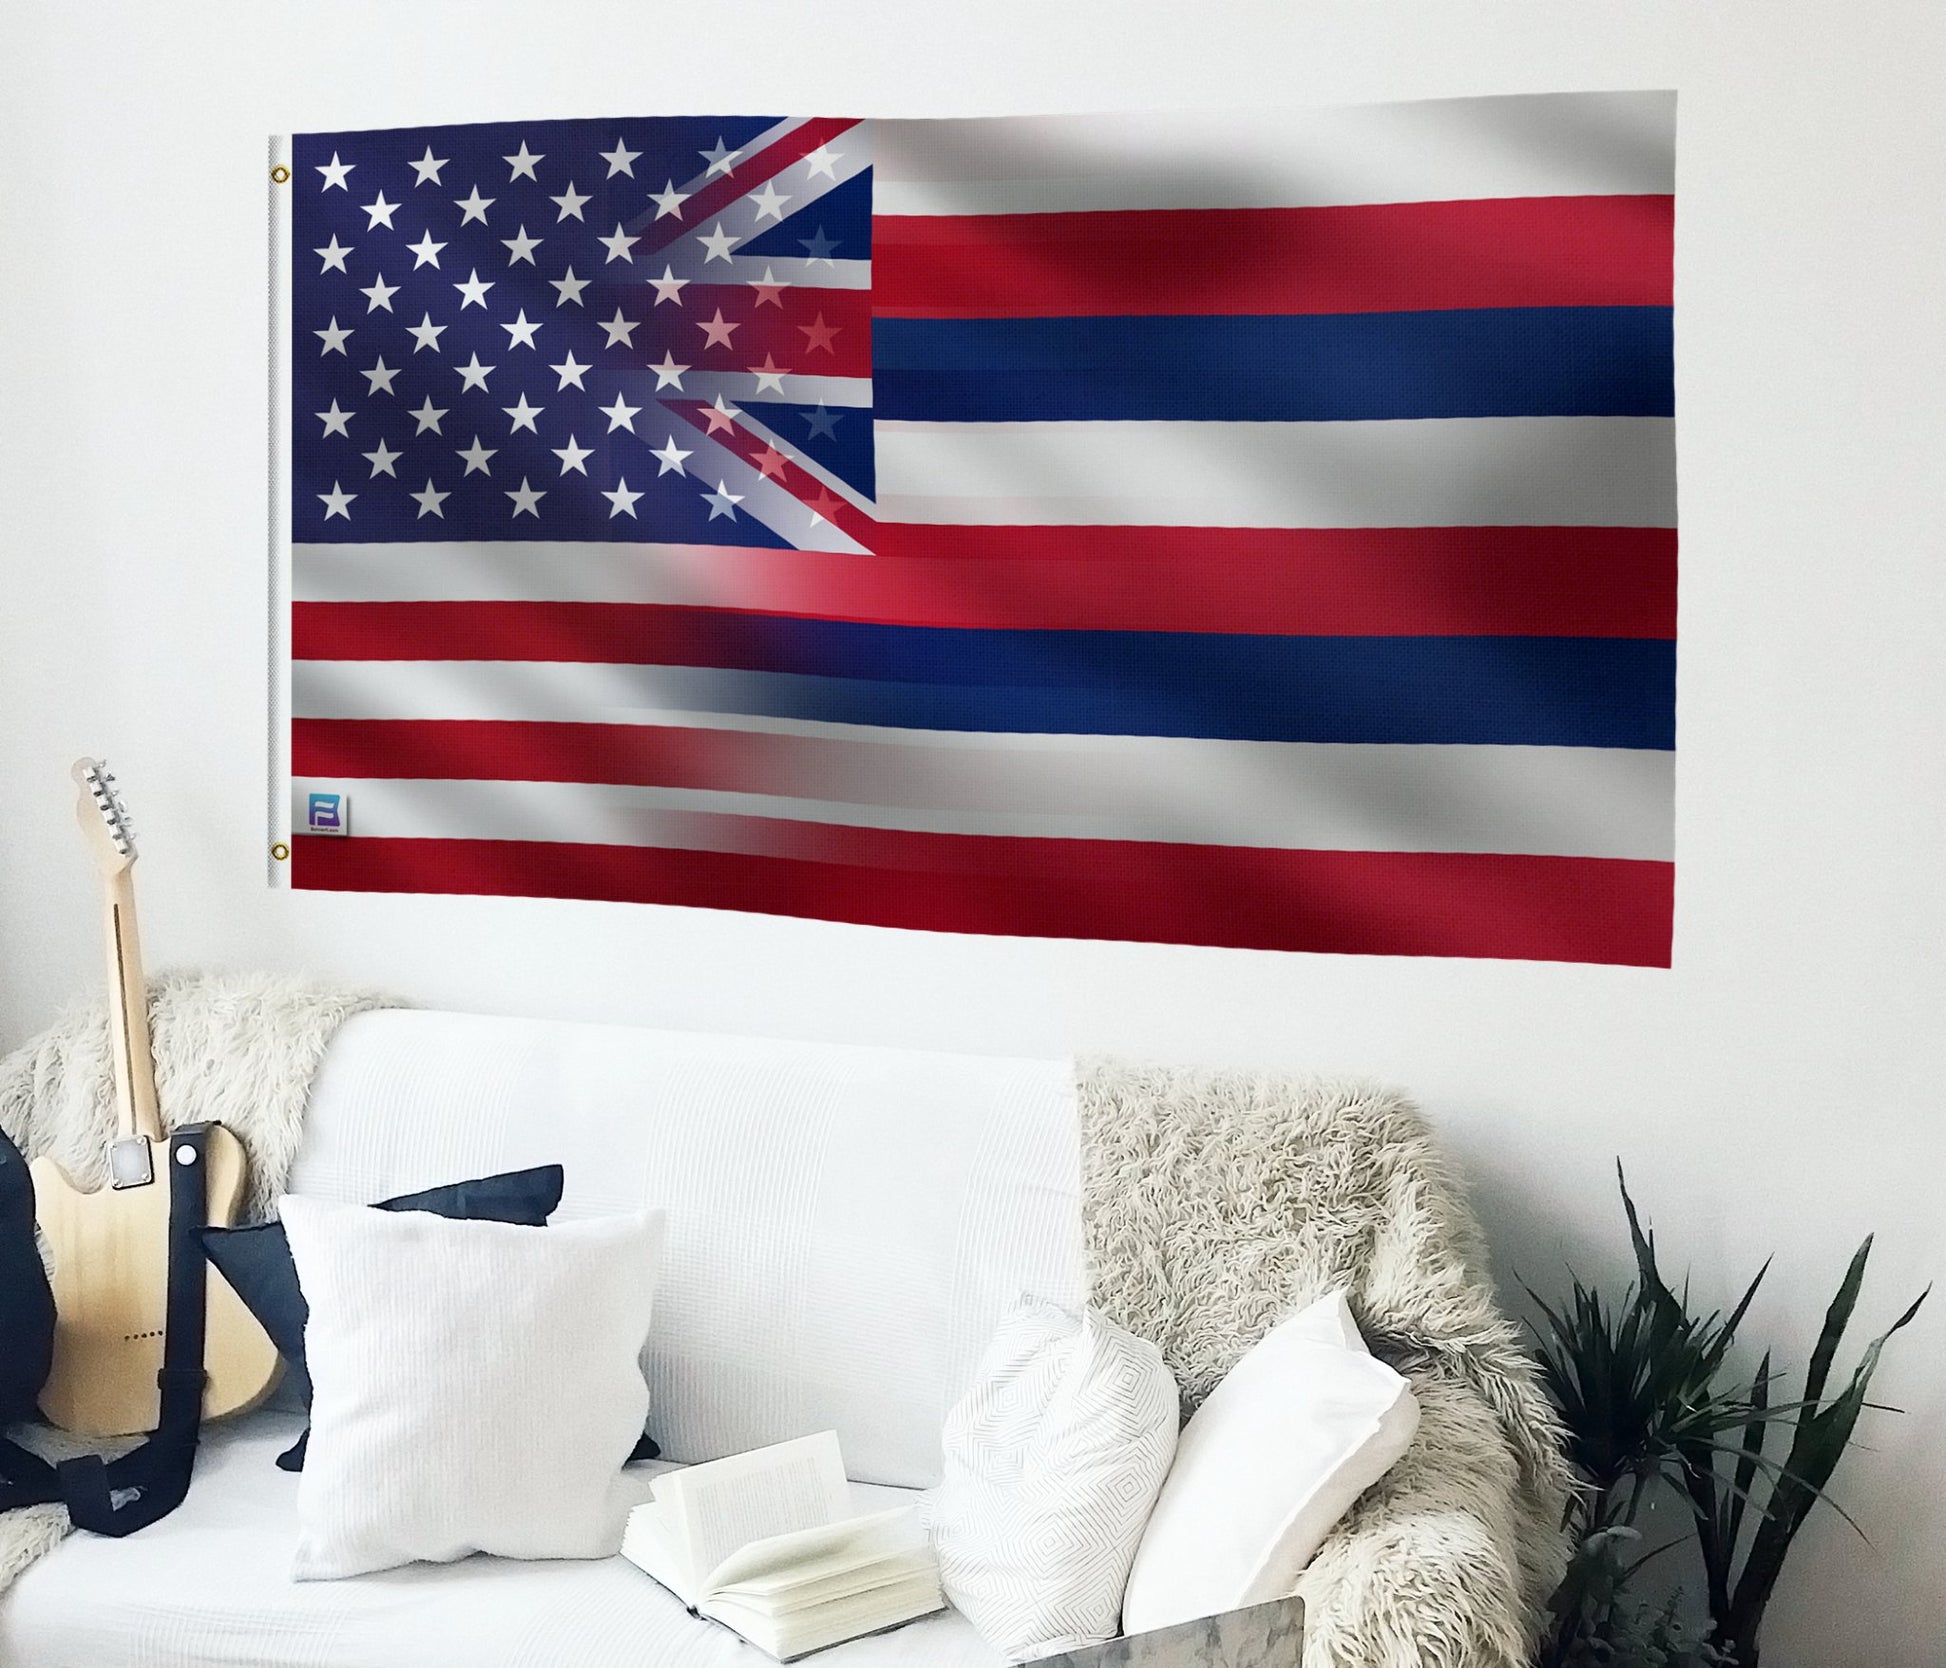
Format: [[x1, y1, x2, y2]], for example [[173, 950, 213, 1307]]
[[207, 1165, 609, 1471]]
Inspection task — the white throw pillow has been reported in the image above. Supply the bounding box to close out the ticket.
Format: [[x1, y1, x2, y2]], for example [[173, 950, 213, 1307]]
[[932, 1299, 1178, 1660], [281, 1194, 666, 1580], [1119, 1289, 1420, 1635]]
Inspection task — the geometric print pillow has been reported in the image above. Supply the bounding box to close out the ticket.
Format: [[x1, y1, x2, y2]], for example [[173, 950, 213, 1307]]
[[932, 1299, 1178, 1659]]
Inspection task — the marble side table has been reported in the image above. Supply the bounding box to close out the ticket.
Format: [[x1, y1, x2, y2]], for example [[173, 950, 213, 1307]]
[[1036, 1597, 1303, 1667]]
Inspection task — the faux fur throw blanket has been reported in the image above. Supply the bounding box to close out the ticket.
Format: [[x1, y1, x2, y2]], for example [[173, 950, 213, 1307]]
[[0, 971, 393, 1591], [1078, 1060, 1575, 1668]]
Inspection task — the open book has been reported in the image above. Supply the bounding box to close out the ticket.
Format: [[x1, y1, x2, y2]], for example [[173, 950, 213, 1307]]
[[620, 1431, 945, 1661]]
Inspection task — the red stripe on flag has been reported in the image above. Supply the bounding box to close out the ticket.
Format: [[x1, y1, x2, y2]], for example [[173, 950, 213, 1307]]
[[292, 526, 1674, 650], [863, 525, 1677, 638], [873, 195, 1673, 318], [291, 833, 1674, 966]]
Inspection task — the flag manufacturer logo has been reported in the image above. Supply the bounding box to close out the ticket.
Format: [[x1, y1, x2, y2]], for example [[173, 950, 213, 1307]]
[[306, 792, 348, 835]]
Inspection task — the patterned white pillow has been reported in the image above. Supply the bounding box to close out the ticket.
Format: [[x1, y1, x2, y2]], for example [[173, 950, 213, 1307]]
[[932, 1299, 1178, 1660]]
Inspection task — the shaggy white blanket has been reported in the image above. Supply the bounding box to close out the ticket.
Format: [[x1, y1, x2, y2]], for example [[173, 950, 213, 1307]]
[[0, 971, 393, 1590], [1078, 1060, 1575, 1668]]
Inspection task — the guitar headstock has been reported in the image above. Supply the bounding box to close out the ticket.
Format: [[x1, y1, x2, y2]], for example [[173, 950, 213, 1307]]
[[72, 757, 137, 875]]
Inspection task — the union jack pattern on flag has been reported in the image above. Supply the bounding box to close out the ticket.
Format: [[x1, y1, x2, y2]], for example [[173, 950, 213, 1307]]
[[287, 92, 1676, 965]]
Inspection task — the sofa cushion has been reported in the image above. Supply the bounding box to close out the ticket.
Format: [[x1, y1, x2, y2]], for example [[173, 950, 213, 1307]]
[[202, 1163, 567, 1470], [284, 1198, 664, 1580], [1120, 1290, 1420, 1634], [0, 1411, 1003, 1668], [932, 1301, 1178, 1659], [286, 1012, 1084, 1488]]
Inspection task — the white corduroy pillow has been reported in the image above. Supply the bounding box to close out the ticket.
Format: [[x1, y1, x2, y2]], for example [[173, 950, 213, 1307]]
[[1119, 1289, 1420, 1635], [932, 1299, 1178, 1660], [281, 1194, 665, 1581]]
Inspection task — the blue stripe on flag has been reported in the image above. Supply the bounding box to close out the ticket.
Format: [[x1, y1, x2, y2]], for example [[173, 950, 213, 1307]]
[[634, 626, 1676, 748], [873, 306, 1673, 422]]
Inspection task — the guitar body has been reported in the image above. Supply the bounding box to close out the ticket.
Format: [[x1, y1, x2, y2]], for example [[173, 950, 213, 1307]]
[[32, 1127, 281, 1437], [33, 759, 281, 1438]]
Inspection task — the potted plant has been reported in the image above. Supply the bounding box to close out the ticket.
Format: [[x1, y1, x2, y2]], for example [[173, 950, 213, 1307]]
[[1529, 1168, 1926, 1668]]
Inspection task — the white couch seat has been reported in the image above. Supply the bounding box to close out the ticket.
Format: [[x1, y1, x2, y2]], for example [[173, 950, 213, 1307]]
[[0, 1409, 1002, 1668]]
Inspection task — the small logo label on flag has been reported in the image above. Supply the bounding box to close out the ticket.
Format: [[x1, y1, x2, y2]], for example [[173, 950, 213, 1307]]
[[306, 791, 349, 836]]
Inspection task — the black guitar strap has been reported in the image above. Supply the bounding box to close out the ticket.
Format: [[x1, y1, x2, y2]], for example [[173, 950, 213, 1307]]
[[50, 1123, 214, 1536]]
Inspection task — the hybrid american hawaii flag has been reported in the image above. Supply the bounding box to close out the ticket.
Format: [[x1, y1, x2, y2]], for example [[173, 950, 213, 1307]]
[[287, 92, 1676, 965]]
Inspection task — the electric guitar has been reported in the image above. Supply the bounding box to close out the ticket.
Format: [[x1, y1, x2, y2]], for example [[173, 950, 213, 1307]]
[[31, 759, 281, 1437]]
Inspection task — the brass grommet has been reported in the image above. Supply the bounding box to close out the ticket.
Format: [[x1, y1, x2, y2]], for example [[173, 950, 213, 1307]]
[[270, 163, 291, 185], [271, 841, 291, 861]]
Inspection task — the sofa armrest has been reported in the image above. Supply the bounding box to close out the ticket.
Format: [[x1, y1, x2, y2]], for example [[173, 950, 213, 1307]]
[[1294, 1371, 1557, 1668]]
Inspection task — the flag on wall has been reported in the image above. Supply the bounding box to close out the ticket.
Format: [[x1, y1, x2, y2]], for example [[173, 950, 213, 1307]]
[[287, 92, 1676, 964]]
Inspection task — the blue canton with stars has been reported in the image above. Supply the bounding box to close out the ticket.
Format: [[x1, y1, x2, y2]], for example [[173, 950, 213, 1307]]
[[290, 117, 872, 546]]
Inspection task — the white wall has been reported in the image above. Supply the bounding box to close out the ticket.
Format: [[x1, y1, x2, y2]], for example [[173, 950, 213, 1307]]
[[3, 2, 1942, 1660]]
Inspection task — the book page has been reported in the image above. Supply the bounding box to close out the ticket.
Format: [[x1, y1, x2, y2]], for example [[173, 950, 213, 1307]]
[[706, 1506, 920, 1599], [657, 1431, 851, 1583], [619, 1500, 700, 1607]]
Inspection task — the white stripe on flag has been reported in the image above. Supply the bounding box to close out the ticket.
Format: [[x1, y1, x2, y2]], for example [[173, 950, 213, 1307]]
[[873, 417, 1676, 528], [873, 92, 1675, 215], [292, 727, 1672, 859]]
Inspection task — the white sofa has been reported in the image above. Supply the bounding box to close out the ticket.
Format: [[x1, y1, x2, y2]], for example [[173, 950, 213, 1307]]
[[2, 1009, 1088, 1667]]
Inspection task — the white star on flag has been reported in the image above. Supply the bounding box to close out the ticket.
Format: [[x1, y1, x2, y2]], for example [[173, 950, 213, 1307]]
[[603, 477, 644, 518], [411, 479, 450, 518], [599, 138, 640, 177], [749, 180, 791, 222], [317, 481, 355, 517], [506, 478, 546, 517], [456, 436, 497, 475], [696, 222, 740, 263]]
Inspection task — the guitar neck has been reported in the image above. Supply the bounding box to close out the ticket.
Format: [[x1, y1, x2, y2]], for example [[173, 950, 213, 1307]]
[[100, 866, 161, 1146]]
